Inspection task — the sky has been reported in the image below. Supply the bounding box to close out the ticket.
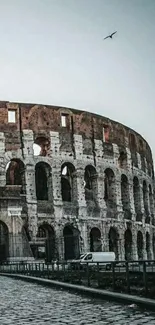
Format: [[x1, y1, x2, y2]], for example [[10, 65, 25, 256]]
[[0, 0, 155, 162]]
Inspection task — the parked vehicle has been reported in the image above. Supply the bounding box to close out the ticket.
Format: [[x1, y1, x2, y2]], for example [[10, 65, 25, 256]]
[[70, 252, 116, 270]]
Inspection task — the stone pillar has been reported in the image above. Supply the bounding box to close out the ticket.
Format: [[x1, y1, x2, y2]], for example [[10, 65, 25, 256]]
[[115, 176, 123, 213], [96, 170, 106, 210], [73, 134, 83, 160], [112, 143, 119, 165], [128, 178, 135, 215], [79, 222, 88, 254], [76, 168, 86, 208], [137, 152, 142, 169], [126, 148, 132, 169], [118, 230, 125, 260], [50, 131, 60, 156], [55, 224, 64, 260], [132, 229, 138, 260], [25, 164, 38, 239], [52, 160, 62, 206], [142, 234, 147, 260], [22, 129, 34, 159]]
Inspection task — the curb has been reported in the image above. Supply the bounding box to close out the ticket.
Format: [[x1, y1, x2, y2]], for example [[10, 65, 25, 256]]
[[1, 273, 155, 311]]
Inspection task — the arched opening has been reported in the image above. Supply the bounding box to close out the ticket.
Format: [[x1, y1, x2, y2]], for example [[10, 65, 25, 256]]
[[35, 162, 51, 200], [133, 177, 141, 221], [61, 163, 76, 202], [143, 181, 149, 214], [149, 185, 154, 215], [84, 165, 98, 203], [90, 227, 101, 252], [124, 229, 132, 260], [36, 224, 55, 261], [104, 168, 116, 208], [33, 136, 50, 156], [63, 225, 80, 260], [118, 151, 127, 169], [146, 232, 151, 260], [121, 175, 130, 216], [137, 231, 143, 260], [109, 227, 119, 259], [0, 221, 9, 262], [6, 159, 25, 193]]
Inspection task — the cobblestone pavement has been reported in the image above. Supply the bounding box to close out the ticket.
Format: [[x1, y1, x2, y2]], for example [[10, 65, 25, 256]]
[[0, 277, 155, 325]]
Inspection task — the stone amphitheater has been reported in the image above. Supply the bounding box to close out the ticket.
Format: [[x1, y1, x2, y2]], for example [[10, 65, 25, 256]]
[[0, 101, 154, 262]]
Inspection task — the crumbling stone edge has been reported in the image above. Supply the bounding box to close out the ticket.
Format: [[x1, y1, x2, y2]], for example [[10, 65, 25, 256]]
[[1, 273, 155, 311]]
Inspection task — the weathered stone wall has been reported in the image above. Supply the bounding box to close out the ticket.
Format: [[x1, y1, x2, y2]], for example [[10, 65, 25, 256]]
[[0, 101, 154, 261]]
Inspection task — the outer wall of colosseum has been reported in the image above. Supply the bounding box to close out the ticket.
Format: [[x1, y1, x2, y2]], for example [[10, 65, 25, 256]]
[[0, 101, 155, 262]]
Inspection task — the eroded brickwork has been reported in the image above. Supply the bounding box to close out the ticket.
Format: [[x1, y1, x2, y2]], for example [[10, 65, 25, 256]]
[[0, 101, 154, 261]]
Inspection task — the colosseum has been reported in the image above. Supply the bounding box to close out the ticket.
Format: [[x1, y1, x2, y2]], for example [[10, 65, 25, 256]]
[[0, 101, 154, 262]]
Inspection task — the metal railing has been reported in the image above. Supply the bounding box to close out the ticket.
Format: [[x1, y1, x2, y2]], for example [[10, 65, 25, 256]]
[[1, 260, 155, 298]]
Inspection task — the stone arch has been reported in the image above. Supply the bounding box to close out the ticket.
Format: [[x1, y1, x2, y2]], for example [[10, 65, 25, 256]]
[[90, 227, 101, 252], [124, 229, 132, 260], [121, 174, 130, 216], [84, 165, 98, 202], [35, 162, 51, 200], [109, 227, 119, 259], [137, 231, 143, 260], [33, 136, 50, 156], [104, 168, 116, 208], [0, 221, 9, 261], [146, 232, 152, 260], [6, 159, 25, 193], [61, 162, 77, 202], [36, 224, 55, 261], [133, 177, 141, 220], [63, 225, 80, 260]]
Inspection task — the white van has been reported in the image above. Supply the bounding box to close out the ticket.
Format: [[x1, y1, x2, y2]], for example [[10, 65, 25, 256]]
[[71, 252, 115, 270]]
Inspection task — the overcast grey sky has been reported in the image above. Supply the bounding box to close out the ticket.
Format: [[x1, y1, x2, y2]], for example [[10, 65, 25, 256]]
[[0, 0, 154, 162]]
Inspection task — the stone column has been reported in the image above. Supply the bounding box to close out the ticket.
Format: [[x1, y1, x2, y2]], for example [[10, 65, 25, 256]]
[[96, 170, 106, 210], [76, 168, 86, 208], [142, 234, 147, 260], [118, 229, 125, 260], [115, 176, 123, 213], [25, 164, 38, 239], [52, 160, 62, 206], [132, 229, 138, 260], [78, 222, 88, 254]]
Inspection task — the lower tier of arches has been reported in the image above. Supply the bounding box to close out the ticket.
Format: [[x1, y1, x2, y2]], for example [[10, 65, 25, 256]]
[[0, 219, 155, 262]]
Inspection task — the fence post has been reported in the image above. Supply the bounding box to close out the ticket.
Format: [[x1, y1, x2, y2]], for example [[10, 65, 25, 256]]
[[125, 261, 130, 293], [143, 261, 148, 296], [97, 262, 100, 287], [112, 262, 115, 291], [86, 263, 90, 287]]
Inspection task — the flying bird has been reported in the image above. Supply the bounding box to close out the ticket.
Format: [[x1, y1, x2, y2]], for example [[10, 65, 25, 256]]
[[104, 31, 117, 40]]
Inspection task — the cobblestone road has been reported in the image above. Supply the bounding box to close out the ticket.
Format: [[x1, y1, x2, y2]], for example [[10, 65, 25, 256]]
[[0, 277, 155, 324]]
